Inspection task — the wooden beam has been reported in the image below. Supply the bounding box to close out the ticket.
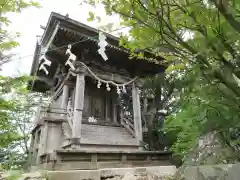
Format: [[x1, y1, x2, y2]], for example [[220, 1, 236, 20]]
[[36, 76, 55, 87], [86, 67, 131, 84], [41, 21, 60, 52]]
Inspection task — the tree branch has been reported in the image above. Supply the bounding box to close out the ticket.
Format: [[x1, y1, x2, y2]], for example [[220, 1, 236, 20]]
[[175, 1, 236, 70], [210, 0, 240, 33]]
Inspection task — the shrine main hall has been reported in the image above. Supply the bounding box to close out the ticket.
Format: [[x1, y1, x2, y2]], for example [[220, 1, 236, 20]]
[[29, 12, 173, 171]]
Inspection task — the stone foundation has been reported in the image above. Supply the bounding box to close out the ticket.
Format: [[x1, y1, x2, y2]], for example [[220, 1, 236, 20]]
[[18, 164, 240, 180], [19, 166, 177, 180]]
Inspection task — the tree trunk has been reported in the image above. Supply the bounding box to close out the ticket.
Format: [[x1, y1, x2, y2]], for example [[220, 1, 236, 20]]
[[147, 117, 154, 150], [211, 0, 240, 33], [146, 108, 157, 150], [214, 70, 240, 97]]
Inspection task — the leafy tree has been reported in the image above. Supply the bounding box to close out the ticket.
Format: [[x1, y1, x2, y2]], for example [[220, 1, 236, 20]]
[[0, 0, 39, 168], [86, 0, 240, 97], [0, 0, 39, 143], [0, 0, 40, 65], [165, 65, 240, 161], [85, 0, 240, 162], [210, 0, 240, 33], [0, 76, 30, 149], [1, 91, 49, 170], [141, 72, 180, 150], [116, 72, 180, 150]]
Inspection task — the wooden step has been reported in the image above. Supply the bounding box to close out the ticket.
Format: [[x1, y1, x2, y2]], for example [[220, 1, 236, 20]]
[[80, 124, 139, 147]]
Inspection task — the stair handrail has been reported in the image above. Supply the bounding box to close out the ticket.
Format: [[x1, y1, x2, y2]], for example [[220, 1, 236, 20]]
[[121, 117, 135, 138], [35, 106, 67, 121]]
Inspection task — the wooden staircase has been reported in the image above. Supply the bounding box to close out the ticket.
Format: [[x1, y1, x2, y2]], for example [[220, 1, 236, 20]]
[[79, 123, 140, 151]]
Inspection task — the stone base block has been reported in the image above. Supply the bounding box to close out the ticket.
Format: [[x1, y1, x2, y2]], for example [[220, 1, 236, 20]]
[[47, 170, 100, 180], [46, 166, 177, 180]]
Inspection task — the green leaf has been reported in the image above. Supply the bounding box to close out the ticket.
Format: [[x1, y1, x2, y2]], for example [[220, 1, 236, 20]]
[[87, 11, 95, 22], [166, 64, 185, 73]]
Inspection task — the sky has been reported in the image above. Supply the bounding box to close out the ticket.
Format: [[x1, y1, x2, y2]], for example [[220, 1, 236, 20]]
[[2, 0, 120, 76]]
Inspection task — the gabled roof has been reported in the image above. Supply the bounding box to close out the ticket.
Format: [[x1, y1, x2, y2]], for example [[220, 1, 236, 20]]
[[29, 12, 166, 92]]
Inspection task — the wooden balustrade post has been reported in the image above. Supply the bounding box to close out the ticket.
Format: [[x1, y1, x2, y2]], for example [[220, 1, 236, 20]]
[[132, 82, 143, 144], [61, 83, 69, 113], [71, 67, 85, 148]]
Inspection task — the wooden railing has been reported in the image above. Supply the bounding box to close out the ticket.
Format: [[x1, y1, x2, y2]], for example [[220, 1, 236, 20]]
[[34, 106, 67, 123], [121, 117, 135, 138]]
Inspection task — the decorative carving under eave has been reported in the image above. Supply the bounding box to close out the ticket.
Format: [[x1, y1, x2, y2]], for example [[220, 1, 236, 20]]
[[65, 45, 77, 70], [54, 65, 67, 91]]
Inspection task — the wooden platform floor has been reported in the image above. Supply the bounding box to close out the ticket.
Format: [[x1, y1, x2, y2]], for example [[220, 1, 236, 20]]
[[39, 150, 173, 170]]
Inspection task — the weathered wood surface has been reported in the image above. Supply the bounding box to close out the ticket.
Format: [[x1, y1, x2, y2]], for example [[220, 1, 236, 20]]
[[80, 124, 138, 146], [61, 84, 69, 110], [39, 150, 173, 170], [132, 83, 143, 143], [72, 73, 85, 142], [121, 117, 135, 138]]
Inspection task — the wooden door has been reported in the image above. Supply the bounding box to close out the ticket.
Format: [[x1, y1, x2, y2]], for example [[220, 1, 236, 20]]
[[90, 90, 105, 120], [83, 93, 90, 118]]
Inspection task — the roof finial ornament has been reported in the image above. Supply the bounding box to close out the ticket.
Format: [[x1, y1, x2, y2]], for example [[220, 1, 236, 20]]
[[98, 31, 108, 61], [65, 44, 77, 70], [39, 55, 51, 75], [65, 13, 69, 19]]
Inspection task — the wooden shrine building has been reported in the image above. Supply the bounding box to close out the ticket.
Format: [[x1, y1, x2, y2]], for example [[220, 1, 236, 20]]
[[29, 12, 172, 170]]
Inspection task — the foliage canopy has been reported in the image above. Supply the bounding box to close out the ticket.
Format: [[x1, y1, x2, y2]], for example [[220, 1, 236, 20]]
[[0, 0, 39, 168], [85, 0, 240, 161]]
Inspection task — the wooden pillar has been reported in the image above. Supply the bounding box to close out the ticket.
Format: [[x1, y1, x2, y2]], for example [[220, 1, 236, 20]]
[[28, 134, 35, 165], [113, 104, 117, 124], [112, 93, 117, 124], [34, 129, 40, 165], [36, 123, 48, 164], [41, 122, 48, 154], [72, 71, 85, 146], [31, 133, 37, 165], [132, 82, 143, 143], [61, 83, 69, 112], [105, 95, 109, 122], [61, 83, 72, 138], [119, 107, 124, 125]]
